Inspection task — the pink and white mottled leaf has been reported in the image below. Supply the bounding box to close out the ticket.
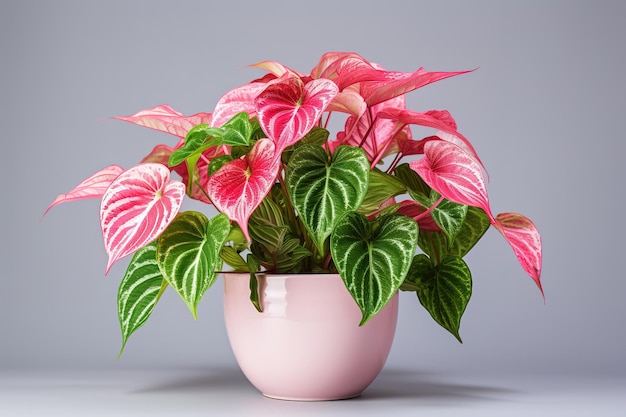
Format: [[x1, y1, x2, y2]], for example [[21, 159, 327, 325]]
[[210, 82, 270, 128], [251, 60, 304, 78], [410, 141, 493, 219], [100, 163, 185, 273], [115, 105, 211, 138], [493, 212, 543, 294], [44, 165, 125, 216], [255, 77, 339, 153], [311, 52, 471, 105], [206, 139, 280, 241], [140, 144, 176, 165], [359, 67, 473, 106], [326, 89, 367, 119]]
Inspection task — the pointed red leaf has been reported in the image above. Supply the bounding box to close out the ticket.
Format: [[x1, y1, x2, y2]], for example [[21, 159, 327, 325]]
[[100, 163, 185, 273], [44, 165, 125, 216], [493, 212, 543, 294], [310, 52, 472, 105], [206, 139, 280, 241], [410, 140, 493, 219], [359, 67, 473, 106], [115, 104, 211, 138], [255, 77, 339, 153]]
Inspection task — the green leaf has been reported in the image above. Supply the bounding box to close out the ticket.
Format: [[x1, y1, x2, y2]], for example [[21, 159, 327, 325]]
[[415, 255, 472, 342], [419, 206, 491, 261], [359, 169, 406, 214], [117, 241, 167, 356], [429, 192, 468, 246], [400, 253, 432, 292], [247, 254, 262, 312], [156, 211, 230, 319], [287, 144, 370, 252], [220, 246, 248, 271], [394, 163, 431, 199], [281, 126, 329, 164], [448, 206, 491, 257], [168, 124, 223, 167], [331, 212, 419, 325], [208, 155, 234, 176], [221, 112, 253, 146]]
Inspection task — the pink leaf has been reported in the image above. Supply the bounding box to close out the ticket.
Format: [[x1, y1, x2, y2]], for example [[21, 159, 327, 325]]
[[310, 52, 472, 105], [207, 139, 280, 241], [337, 95, 407, 162], [493, 212, 543, 295], [140, 144, 176, 165], [44, 165, 125, 216], [410, 141, 493, 219], [115, 104, 212, 138], [255, 77, 339, 153], [359, 67, 473, 106], [100, 163, 185, 273], [210, 82, 270, 128], [250, 60, 304, 78], [378, 108, 484, 169]]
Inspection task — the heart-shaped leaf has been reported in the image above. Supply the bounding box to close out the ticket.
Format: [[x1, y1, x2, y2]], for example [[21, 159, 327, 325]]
[[410, 140, 493, 220], [287, 144, 370, 251], [44, 165, 125, 216], [255, 77, 338, 153], [331, 212, 418, 325], [207, 138, 280, 242], [115, 104, 212, 138], [100, 163, 185, 273], [117, 241, 167, 356], [418, 206, 491, 261], [156, 212, 230, 318], [410, 254, 472, 342], [493, 212, 543, 295]]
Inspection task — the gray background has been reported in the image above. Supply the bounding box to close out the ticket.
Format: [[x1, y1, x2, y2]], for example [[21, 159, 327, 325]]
[[2, 0, 624, 389]]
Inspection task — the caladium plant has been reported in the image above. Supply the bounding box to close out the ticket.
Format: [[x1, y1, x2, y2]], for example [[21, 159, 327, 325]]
[[46, 51, 543, 352]]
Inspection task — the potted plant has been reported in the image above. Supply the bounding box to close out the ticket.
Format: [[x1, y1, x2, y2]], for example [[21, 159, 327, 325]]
[[45, 51, 542, 400]]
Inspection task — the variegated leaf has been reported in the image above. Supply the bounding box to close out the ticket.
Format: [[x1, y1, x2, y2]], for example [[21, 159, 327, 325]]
[[100, 163, 185, 273], [210, 82, 269, 128], [115, 104, 212, 138], [493, 212, 543, 294], [44, 165, 124, 215], [156, 212, 230, 318], [117, 241, 167, 355], [255, 77, 338, 153], [413, 255, 472, 342], [207, 139, 280, 242], [410, 141, 493, 220], [331, 212, 418, 325], [286, 145, 370, 251]]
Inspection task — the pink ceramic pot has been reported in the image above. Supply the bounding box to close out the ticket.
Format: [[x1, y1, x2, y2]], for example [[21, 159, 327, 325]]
[[223, 273, 399, 401]]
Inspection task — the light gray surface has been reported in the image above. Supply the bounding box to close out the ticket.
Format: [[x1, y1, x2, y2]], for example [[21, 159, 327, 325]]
[[1, 0, 624, 408], [1, 368, 624, 416]]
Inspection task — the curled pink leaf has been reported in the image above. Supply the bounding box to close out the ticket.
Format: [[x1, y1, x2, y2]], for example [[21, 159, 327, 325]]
[[207, 139, 280, 241], [493, 212, 543, 295], [100, 163, 185, 273], [255, 77, 339, 153], [410, 140, 493, 219], [44, 165, 125, 216], [210, 82, 270, 128], [115, 104, 211, 138]]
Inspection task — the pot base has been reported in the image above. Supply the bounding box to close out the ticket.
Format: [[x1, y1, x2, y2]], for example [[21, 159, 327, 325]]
[[223, 273, 399, 401]]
